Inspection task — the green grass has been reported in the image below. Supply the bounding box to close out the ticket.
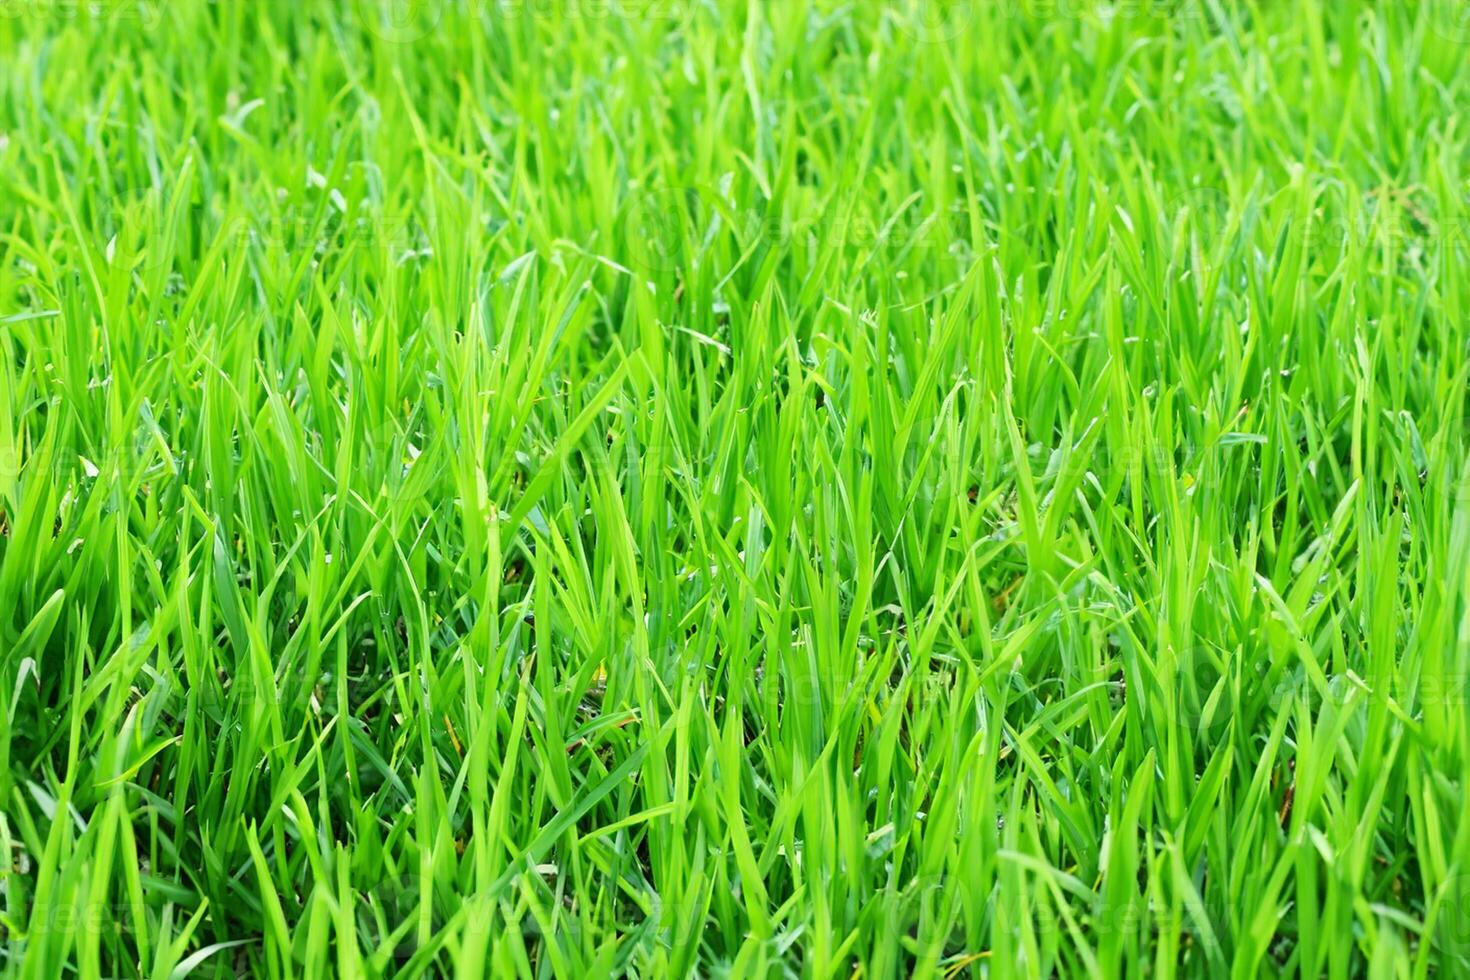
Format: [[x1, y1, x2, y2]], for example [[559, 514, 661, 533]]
[[1, 0, 1468, 976]]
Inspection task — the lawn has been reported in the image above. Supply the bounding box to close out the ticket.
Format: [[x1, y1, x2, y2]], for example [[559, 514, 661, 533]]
[[1, 0, 1468, 976]]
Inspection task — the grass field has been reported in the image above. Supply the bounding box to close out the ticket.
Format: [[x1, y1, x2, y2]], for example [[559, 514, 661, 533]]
[[1, 0, 1469, 976]]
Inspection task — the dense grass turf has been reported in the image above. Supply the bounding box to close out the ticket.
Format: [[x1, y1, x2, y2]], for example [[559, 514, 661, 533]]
[[1, 0, 1469, 976]]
